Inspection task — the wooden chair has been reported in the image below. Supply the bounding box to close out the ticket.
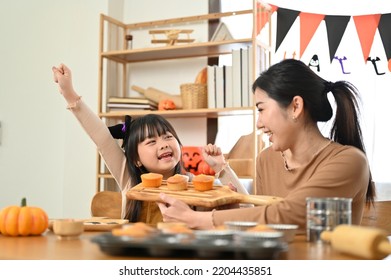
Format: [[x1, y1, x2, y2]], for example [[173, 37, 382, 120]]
[[90, 191, 122, 219], [361, 201, 391, 235]]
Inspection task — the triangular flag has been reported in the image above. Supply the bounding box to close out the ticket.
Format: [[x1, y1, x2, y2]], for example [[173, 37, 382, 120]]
[[378, 13, 391, 71], [353, 14, 381, 62], [324, 15, 351, 62], [256, 3, 278, 34], [299, 12, 325, 58], [275, 8, 300, 52]]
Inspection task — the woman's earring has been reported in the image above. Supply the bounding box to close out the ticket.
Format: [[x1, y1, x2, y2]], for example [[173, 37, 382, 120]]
[[136, 161, 142, 167], [292, 116, 297, 122]]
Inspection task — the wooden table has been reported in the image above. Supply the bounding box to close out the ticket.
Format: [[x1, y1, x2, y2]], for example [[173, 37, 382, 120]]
[[0, 230, 362, 260]]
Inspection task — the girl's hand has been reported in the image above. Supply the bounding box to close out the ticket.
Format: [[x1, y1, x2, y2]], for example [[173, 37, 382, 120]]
[[52, 64, 79, 103], [201, 144, 226, 173]]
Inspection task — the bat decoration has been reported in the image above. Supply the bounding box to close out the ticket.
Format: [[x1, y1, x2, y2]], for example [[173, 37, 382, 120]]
[[334, 56, 351, 74]]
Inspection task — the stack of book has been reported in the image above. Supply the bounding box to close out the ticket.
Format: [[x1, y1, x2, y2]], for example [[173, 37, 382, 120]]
[[107, 96, 158, 111], [207, 45, 261, 109]]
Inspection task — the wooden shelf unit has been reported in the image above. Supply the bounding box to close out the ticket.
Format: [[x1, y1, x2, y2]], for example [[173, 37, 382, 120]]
[[96, 1, 272, 192]]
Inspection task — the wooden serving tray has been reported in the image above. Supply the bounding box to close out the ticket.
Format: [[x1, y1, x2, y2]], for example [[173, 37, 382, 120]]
[[127, 182, 283, 208]]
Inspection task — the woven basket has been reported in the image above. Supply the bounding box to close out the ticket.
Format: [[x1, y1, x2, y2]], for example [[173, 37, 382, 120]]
[[180, 83, 207, 109]]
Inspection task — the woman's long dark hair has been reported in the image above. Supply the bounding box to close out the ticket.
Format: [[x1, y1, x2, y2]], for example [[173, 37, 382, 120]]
[[252, 59, 375, 205], [109, 114, 183, 221]]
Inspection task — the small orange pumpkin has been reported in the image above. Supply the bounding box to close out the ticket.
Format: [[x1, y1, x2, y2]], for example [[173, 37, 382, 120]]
[[158, 99, 176, 110], [0, 198, 49, 236]]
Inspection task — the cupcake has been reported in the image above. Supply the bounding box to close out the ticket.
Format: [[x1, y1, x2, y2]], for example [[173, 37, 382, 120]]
[[160, 223, 193, 235], [112, 222, 157, 237], [140, 172, 163, 188], [192, 174, 214, 191], [167, 174, 189, 191]]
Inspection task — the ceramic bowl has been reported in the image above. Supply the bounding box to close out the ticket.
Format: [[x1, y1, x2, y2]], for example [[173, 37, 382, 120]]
[[194, 230, 235, 244], [236, 231, 284, 246], [53, 219, 84, 240], [266, 224, 299, 243], [224, 221, 258, 231]]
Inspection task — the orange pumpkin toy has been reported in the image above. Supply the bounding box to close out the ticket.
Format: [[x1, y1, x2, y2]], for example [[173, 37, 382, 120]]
[[182, 146, 215, 176], [158, 99, 176, 110], [0, 198, 49, 236]]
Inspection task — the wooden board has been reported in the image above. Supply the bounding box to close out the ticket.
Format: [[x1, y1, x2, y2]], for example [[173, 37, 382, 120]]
[[82, 218, 129, 231], [127, 182, 283, 208], [48, 218, 128, 232]]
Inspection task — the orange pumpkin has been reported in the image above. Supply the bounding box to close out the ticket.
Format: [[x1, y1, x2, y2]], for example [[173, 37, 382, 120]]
[[0, 198, 49, 236], [181, 146, 214, 175], [158, 99, 176, 110]]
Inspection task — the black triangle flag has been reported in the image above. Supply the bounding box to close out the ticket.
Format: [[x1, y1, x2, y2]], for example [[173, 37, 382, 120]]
[[378, 13, 391, 62], [324, 15, 351, 62], [275, 8, 300, 52]]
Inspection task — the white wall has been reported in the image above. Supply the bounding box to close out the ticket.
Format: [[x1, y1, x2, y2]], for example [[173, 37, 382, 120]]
[[0, 0, 109, 218]]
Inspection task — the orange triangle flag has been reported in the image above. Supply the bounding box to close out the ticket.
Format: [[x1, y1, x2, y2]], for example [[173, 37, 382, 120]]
[[353, 14, 381, 62], [256, 3, 278, 34], [299, 12, 325, 58]]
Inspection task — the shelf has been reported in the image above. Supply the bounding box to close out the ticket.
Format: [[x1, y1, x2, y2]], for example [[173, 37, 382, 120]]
[[102, 39, 253, 63], [99, 107, 255, 119], [98, 173, 115, 179], [96, 2, 272, 192]]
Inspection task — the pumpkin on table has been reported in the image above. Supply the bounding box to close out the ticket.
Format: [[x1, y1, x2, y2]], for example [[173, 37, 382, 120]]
[[0, 198, 49, 236]]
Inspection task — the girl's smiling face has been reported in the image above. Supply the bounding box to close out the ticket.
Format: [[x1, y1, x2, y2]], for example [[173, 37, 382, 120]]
[[137, 131, 181, 178], [255, 88, 295, 152]]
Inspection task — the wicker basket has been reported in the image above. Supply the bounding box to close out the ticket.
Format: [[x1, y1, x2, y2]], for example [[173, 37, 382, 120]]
[[180, 83, 207, 109]]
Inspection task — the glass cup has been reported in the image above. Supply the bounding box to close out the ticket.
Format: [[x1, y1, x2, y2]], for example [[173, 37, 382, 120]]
[[306, 197, 352, 242]]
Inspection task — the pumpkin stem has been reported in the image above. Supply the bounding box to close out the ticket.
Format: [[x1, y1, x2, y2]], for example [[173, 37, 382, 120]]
[[21, 197, 27, 207]]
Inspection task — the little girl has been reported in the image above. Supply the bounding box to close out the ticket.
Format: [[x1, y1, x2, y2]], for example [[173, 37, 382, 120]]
[[52, 63, 245, 225]]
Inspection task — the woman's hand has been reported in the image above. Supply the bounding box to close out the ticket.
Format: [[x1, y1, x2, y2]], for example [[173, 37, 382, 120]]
[[52, 63, 80, 104], [201, 144, 226, 173], [157, 193, 214, 229]]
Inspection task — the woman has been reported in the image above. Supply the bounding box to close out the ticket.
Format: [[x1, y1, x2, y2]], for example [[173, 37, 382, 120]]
[[158, 59, 375, 231]]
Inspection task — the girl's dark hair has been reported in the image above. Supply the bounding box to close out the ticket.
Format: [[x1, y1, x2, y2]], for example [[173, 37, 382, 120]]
[[109, 114, 183, 222], [252, 58, 375, 205]]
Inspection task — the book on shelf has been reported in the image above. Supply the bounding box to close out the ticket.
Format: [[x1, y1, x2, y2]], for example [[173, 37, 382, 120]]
[[108, 96, 158, 106], [224, 65, 233, 108], [207, 65, 216, 109], [232, 48, 242, 107], [247, 45, 253, 106], [215, 66, 225, 108], [240, 47, 249, 107], [107, 103, 157, 110]]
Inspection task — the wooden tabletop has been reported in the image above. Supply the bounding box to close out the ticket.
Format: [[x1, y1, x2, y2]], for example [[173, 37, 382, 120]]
[[0, 230, 361, 260]]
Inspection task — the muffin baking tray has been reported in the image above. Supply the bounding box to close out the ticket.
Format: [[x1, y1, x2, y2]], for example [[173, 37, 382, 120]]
[[91, 230, 287, 259]]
